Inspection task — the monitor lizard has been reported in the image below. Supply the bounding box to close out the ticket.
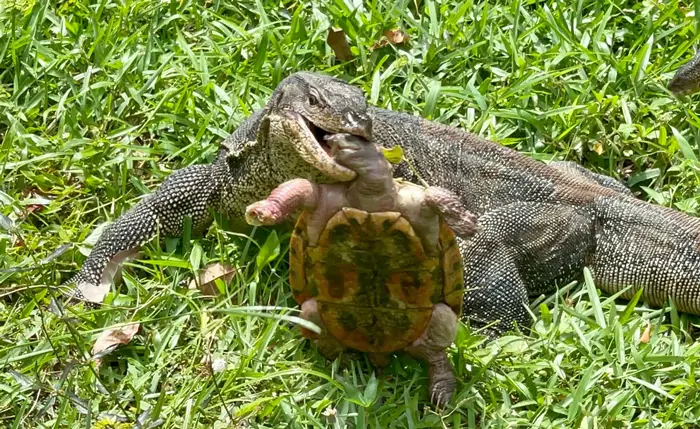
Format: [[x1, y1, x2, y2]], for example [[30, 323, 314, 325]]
[[59, 69, 700, 338]]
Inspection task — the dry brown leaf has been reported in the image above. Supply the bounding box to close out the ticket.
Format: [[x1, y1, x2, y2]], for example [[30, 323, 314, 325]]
[[371, 28, 410, 50], [92, 323, 140, 367], [639, 321, 652, 344], [326, 27, 354, 61], [384, 28, 408, 44], [189, 262, 236, 297], [24, 190, 52, 214], [25, 204, 45, 214]]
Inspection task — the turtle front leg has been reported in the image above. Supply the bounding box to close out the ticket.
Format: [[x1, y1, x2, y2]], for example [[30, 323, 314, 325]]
[[245, 179, 319, 226], [423, 186, 479, 239], [405, 303, 458, 408], [299, 299, 346, 361]]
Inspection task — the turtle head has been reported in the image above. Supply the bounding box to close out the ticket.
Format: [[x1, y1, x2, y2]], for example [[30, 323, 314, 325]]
[[325, 133, 390, 179]]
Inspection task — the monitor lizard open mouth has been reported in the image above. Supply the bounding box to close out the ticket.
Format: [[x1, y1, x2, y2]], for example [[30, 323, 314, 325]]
[[306, 120, 334, 156], [276, 110, 359, 182]]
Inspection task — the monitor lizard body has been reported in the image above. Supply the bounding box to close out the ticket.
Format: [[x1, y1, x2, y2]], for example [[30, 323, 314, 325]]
[[61, 70, 700, 338]]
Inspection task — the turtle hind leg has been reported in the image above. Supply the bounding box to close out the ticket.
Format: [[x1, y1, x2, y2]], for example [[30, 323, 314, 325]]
[[405, 303, 458, 408], [299, 299, 347, 361]]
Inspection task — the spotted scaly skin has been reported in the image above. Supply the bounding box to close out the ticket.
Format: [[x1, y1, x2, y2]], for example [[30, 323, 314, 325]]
[[669, 50, 700, 95], [369, 106, 700, 335], [62, 72, 372, 303], [64, 163, 222, 302]]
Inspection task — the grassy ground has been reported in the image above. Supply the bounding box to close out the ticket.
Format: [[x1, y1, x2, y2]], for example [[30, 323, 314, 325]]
[[2, 0, 700, 427]]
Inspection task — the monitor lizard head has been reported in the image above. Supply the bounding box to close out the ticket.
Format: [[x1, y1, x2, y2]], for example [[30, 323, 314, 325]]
[[261, 72, 372, 182]]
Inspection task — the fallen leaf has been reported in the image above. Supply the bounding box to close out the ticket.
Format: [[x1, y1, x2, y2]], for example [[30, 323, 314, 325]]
[[380, 145, 404, 164], [639, 321, 652, 344], [384, 28, 408, 44], [92, 323, 140, 367], [371, 28, 410, 50], [189, 262, 236, 297], [24, 190, 52, 214], [326, 27, 354, 61]]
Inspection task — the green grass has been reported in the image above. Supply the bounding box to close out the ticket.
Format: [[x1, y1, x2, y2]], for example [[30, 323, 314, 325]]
[[2, 0, 700, 427]]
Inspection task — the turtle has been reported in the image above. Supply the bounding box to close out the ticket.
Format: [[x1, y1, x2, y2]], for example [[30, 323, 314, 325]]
[[244, 122, 479, 406]]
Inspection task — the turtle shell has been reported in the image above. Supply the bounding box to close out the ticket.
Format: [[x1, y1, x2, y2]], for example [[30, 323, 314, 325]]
[[289, 206, 464, 353]]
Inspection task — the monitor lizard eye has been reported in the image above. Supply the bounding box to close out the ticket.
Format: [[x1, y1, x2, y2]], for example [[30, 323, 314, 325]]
[[308, 93, 319, 106]]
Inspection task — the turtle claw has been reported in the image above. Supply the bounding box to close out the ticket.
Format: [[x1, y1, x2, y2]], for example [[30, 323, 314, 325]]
[[430, 392, 442, 409], [430, 390, 452, 410], [428, 371, 456, 409]]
